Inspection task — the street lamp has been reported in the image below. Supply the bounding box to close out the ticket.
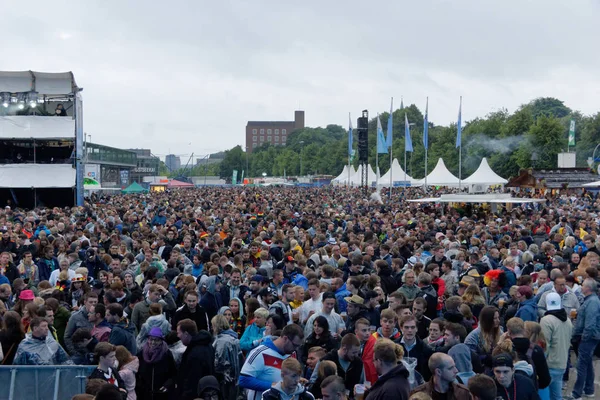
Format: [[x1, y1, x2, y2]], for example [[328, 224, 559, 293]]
[[299, 141, 305, 177]]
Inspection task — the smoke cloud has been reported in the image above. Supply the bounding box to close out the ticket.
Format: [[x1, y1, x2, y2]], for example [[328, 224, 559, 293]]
[[467, 134, 526, 154]]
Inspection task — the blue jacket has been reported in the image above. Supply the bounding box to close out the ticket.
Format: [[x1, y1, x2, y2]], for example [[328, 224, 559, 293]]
[[501, 267, 517, 294], [151, 215, 167, 226], [240, 322, 266, 352], [37, 256, 59, 282], [34, 225, 51, 238], [335, 284, 351, 313], [515, 297, 538, 322], [574, 293, 600, 341]]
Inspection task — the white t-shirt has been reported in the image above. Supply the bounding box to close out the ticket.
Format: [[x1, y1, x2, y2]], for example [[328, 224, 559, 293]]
[[49, 269, 76, 287]]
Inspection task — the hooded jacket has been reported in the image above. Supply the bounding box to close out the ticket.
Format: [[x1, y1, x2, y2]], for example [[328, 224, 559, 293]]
[[540, 309, 572, 369], [63, 306, 94, 354], [240, 320, 266, 352], [494, 373, 538, 400], [200, 276, 223, 322], [230, 297, 246, 337], [136, 314, 171, 349], [177, 330, 214, 400], [213, 329, 242, 384], [262, 382, 315, 400], [365, 364, 410, 400], [13, 334, 72, 365], [515, 297, 538, 322], [172, 303, 209, 333], [131, 292, 176, 332], [118, 357, 139, 400], [415, 284, 438, 320], [449, 344, 476, 385], [514, 360, 534, 379], [110, 317, 137, 355], [136, 344, 177, 399], [511, 337, 551, 390], [443, 310, 473, 334], [334, 283, 352, 313], [377, 264, 399, 296]]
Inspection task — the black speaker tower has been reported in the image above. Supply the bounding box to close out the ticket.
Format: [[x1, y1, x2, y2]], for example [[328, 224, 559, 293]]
[[357, 110, 369, 194]]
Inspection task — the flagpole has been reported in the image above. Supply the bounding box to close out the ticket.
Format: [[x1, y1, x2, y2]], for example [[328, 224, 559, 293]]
[[424, 97, 429, 193], [404, 150, 407, 191], [458, 96, 462, 191], [348, 112, 351, 187], [389, 98, 393, 198], [376, 113, 379, 188]]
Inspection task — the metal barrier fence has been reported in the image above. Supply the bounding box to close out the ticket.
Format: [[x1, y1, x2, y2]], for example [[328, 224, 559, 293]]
[[0, 365, 95, 400]]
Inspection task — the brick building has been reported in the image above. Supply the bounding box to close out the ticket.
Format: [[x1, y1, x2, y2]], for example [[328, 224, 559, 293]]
[[245, 110, 305, 153]]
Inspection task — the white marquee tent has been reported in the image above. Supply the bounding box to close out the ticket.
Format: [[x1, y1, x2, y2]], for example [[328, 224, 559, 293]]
[[414, 158, 460, 187], [462, 158, 508, 191], [379, 158, 413, 186], [332, 165, 356, 185], [349, 164, 377, 186]]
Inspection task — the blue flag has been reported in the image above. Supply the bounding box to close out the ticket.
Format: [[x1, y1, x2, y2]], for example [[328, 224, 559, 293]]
[[423, 97, 429, 149], [386, 97, 393, 148], [377, 115, 387, 153], [456, 97, 462, 148], [348, 113, 353, 157], [405, 113, 413, 152]]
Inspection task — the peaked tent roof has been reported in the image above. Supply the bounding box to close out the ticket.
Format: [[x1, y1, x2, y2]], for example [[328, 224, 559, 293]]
[[414, 158, 460, 187], [333, 165, 349, 182], [122, 182, 148, 193], [380, 158, 413, 185], [168, 179, 195, 188], [463, 158, 508, 185], [349, 164, 377, 186]]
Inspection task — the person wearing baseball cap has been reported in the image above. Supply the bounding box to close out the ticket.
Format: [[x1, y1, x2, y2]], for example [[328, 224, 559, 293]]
[[492, 352, 538, 400], [540, 292, 573, 400]]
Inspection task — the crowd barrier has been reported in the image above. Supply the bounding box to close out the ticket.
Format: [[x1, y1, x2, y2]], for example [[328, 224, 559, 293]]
[[0, 365, 95, 400]]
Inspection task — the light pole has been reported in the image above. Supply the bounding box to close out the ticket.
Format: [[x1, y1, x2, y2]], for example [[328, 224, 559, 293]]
[[299, 140, 304, 177], [245, 146, 249, 179]]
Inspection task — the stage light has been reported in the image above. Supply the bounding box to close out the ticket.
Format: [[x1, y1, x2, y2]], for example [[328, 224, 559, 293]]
[[0, 92, 10, 108], [27, 91, 38, 108]]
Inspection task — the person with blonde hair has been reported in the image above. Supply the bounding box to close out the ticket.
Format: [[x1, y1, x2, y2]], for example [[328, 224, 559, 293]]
[[364, 338, 410, 400], [114, 345, 138, 400], [462, 284, 485, 320], [262, 357, 315, 400]]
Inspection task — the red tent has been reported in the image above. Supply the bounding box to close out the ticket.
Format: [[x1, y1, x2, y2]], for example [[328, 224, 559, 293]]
[[167, 179, 195, 188]]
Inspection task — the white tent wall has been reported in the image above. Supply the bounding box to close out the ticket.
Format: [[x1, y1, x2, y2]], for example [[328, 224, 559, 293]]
[[348, 164, 378, 186], [413, 158, 460, 187], [332, 165, 349, 185], [0, 71, 76, 95], [0, 116, 75, 139], [463, 158, 507, 185], [0, 164, 75, 188], [379, 158, 413, 187]]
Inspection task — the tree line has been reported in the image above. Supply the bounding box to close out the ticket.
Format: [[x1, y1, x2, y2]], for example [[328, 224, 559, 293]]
[[209, 97, 600, 181]]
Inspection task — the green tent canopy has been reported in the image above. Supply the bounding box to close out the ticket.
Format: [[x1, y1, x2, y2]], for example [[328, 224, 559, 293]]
[[84, 177, 100, 186], [121, 182, 148, 194]]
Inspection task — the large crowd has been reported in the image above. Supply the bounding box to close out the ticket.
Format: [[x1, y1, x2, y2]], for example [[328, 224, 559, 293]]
[[0, 186, 599, 400]]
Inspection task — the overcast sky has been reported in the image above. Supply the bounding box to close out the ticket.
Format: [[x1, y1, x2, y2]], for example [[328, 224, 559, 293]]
[[4, 1, 600, 161]]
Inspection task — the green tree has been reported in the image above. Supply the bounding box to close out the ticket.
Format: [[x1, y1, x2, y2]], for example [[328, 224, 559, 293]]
[[219, 145, 245, 180], [515, 115, 565, 169]]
